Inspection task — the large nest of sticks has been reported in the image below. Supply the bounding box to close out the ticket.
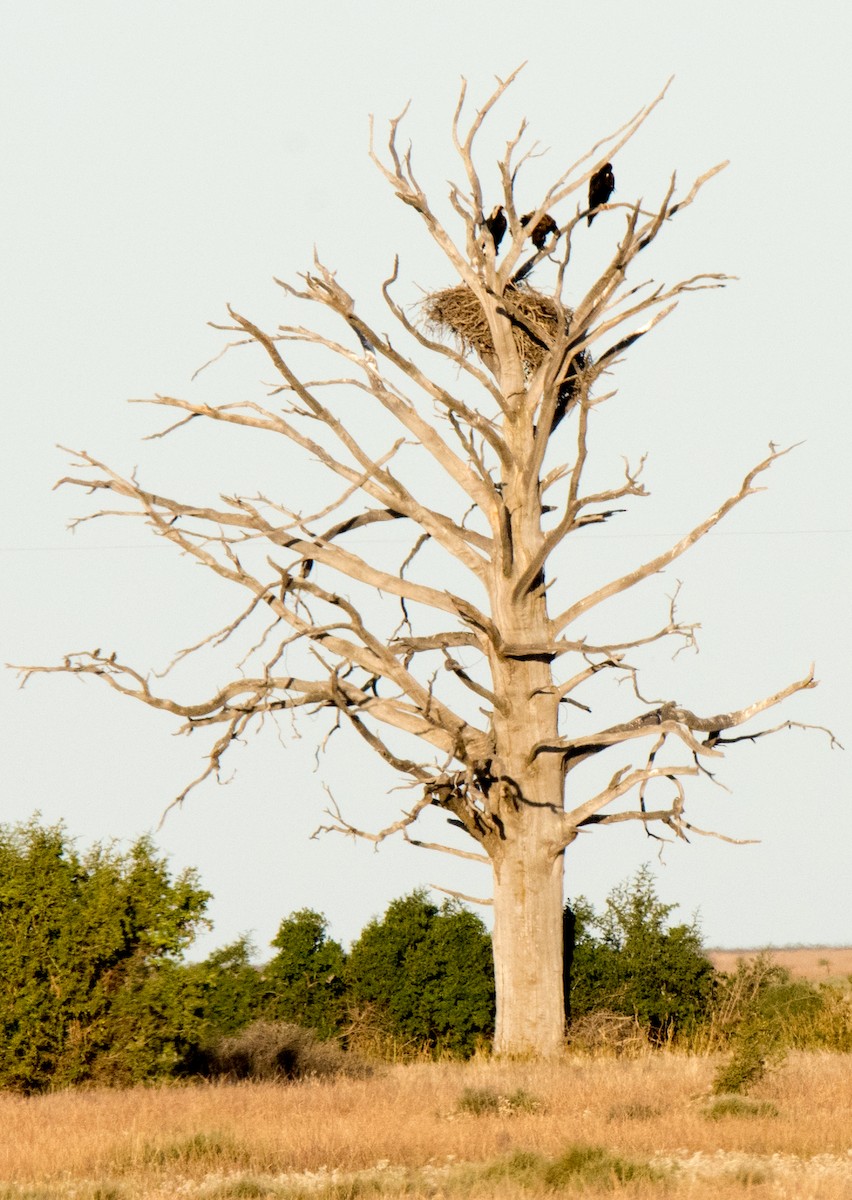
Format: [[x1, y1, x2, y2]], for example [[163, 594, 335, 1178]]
[[422, 283, 565, 375]]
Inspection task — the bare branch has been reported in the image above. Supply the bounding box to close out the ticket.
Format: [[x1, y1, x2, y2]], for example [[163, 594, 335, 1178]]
[[554, 444, 799, 631], [709, 717, 842, 752], [402, 831, 490, 865], [564, 764, 698, 834], [18, 76, 830, 1059], [430, 884, 493, 906], [312, 789, 435, 847]]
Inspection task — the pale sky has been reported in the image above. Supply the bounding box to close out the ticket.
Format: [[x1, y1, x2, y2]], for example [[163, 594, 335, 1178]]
[[2, 1, 850, 959]]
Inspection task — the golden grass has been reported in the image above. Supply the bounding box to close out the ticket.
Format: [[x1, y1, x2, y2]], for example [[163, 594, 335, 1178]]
[[0, 1052, 850, 1198]]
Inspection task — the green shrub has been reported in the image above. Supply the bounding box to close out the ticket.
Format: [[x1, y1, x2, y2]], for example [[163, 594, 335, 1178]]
[[0, 817, 210, 1092], [543, 1144, 658, 1188], [206, 1182, 270, 1199], [457, 1086, 501, 1115], [567, 866, 714, 1042], [139, 1131, 250, 1167], [346, 890, 495, 1056], [178, 936, 264, 1040], [502, 1088, 542, 1114], [175, 910, 348, 1061], [802, 984, 852, 1051], [479, 1145, 661, 1189], [704, 952, 852, 1090], [456, 1086, 542, 1116], [711, 1025, 780, 1095], [261, 910, 347, 1039], [704, 1095, 779, 1120]]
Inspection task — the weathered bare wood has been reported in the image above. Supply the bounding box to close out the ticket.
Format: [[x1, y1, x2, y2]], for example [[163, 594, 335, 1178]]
[[11, 73, 833, 1059]]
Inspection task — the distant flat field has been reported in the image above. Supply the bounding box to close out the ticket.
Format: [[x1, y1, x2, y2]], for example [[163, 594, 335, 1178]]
[[708, 946, 852, 981]]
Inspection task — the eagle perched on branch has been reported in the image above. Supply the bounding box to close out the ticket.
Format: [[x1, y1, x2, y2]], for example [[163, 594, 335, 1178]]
[[520, 211, 559, 250], [484, 204, 507, 252], [587, 163, 615, 225]]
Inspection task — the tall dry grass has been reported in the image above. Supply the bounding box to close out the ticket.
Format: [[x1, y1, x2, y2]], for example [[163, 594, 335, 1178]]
[[0, 1052, 849, 1198]]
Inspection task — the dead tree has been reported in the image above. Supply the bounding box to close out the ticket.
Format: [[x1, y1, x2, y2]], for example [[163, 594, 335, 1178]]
[[14, 71, 832, 1057]]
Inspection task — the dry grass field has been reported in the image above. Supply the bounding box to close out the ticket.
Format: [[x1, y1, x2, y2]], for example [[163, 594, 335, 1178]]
[[1, 1052, 850, 1200], [707, 946, 852, 985]]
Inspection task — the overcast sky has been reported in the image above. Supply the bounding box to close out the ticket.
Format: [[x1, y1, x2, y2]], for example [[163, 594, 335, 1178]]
[[2, 2, 850, 959]]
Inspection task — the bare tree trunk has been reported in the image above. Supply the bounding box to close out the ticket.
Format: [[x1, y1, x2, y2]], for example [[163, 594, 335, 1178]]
[[15, 71, 833, 1061], [492, 826, 566, 1056], [487, 621, 568, 1056]]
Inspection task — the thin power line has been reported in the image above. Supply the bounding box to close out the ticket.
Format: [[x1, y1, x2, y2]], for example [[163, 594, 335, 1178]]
[[1, 528, 851, 553]]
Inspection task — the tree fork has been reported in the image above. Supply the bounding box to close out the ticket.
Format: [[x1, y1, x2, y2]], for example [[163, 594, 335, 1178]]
[[11, 70, 835, 1058]]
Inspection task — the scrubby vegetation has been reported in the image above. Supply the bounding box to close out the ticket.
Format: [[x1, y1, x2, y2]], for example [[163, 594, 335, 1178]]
[[704, 952, 852, 1095], [194, 1020, 359, 1082], [0, 819, 496, 1091], [1, 816, 849, 1096], [566, 864, 716, 1041], [0, 817, 210, 1092]]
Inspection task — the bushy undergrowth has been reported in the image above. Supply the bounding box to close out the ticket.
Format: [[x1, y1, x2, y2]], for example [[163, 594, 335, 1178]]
[[566, 866, 715, 1043], [697, 953, 852, 1094], [345, 891, 495, 1056], [713, 955, 852, 1052], [566, 873, 852, 1063], [3, 815, 850, 1094], [0, 816, 494, 1091], [193, 1021, 365, 1082]]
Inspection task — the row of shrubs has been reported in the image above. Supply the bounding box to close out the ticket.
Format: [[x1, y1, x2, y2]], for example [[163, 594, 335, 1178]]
[[1, 819, 849, 1093], [0, 818, 494, 1091]]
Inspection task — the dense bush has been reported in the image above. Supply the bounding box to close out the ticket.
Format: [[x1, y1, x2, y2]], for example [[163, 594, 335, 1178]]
[[346, 889, 495, 1055], [189, 893, 495, 1057], [0, 820, 494, 1092], [0, 818, 210, 1092], [185, 935, 264, 1035], [260, 909, 348, 1038], [566, 865, 715, 1042], [171, 934, 266, 1071]]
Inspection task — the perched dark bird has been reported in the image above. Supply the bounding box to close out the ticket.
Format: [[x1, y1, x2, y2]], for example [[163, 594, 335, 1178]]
[[484, 204, 507, 252], [587, 163, 615, 225], [520, 211, 559, 250]]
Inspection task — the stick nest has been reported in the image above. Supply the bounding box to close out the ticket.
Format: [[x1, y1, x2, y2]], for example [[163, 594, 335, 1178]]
[[422, 283, 565, 374]]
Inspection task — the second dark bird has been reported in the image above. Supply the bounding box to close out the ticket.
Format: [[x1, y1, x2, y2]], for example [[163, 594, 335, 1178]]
[[520, 212, 559, 250], [484, 205, 507, 252], [587, 163, 615, 225]]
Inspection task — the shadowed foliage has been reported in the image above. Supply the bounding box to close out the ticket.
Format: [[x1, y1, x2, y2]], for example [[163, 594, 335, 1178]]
[[346, 890, 495, 1056], [0, 817, 209, 1092]]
